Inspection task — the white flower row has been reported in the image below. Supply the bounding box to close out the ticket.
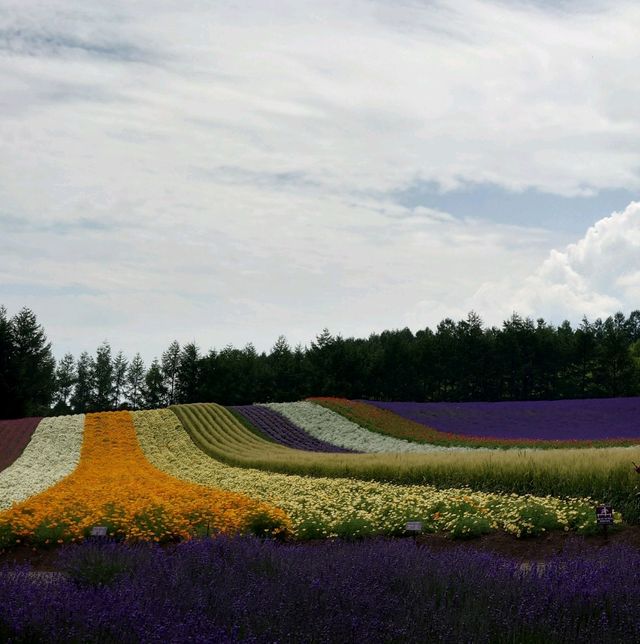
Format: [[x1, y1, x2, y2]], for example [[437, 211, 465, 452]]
[[0, 414, 85, 511], [261, 402, 478, 453]]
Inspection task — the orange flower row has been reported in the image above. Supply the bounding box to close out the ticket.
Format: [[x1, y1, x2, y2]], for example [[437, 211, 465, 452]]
[[0, 411, 290, 546]]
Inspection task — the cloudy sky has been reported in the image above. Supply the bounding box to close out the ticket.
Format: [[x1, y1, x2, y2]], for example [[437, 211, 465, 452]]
[[1, 0, 639, 360]]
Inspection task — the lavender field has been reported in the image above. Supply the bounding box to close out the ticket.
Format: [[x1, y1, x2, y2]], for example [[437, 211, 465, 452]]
[[231, 405, 355, 453], [368, 397, 640, 441], [2, 537, 639, 643]]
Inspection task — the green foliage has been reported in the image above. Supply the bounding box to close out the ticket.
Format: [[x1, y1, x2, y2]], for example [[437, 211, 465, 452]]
[[447, 515, 493, 539], [245, 511, 289, 539]]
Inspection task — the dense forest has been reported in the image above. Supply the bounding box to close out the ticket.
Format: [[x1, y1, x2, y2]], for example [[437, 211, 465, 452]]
[[1, 305, 640, 419]]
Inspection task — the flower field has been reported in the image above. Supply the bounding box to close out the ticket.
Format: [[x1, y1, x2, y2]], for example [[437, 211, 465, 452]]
[[264, 401, 477, 452], [231, 404, 354, 452], [366, 397, 640, 441], [171, 402, 640, 521], [2, 396, 640, 548], [0, 415, 84, 511], [134, 409, 595, 538], [313, 397, 640, 448], [0, 417, 41, 472], [0, 412, 289, 547]]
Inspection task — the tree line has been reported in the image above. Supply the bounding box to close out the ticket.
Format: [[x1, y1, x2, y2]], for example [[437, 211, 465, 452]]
[[1, 305, 640, 419]]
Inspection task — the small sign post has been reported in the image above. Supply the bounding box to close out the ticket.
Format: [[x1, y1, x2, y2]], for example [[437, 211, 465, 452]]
[[405, 521, 423, 534], [90, 526, 108, 540], [596, 505, 613, 539]]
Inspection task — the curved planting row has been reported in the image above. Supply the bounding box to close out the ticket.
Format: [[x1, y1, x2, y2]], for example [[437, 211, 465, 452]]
[[312, 398, 640, 449], [0, 411, 289, 547], [231, 405, 357, 453], [265, 401, 480, 453], [172, 402, 640, 521], [135, 408, 599, 539], [0, 417, 42, 472], [0, 415, 84, 511]]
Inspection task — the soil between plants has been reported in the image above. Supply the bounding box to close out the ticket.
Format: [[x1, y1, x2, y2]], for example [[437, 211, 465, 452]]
[[2, 527, 640, 572]]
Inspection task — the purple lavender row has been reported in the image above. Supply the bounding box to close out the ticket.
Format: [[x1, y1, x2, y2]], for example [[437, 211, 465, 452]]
[[231, 404, 357, 453], [3, 538, 640, 642], [367, 396, 640, 441]]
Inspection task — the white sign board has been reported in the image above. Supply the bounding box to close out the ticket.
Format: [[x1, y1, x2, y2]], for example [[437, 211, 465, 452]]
[[405, 521, 423, 532], [90, 526, 108, 537]]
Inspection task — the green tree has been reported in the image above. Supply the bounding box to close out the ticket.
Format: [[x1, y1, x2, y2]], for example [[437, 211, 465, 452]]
[[176, 343, 201, 403], [0, 306, 15, 418], [92, 341, 114, 411], [53, 353, 76, 414], [161, 340, 181, 405], [267, 335, 297, 401], [112, 351, 128, 409], [10, 307, 56, 416], [595, 312, 635, 396], [71, 351, 94, 413], [143, 359, 167, 409], [126, 353, 146, 410]]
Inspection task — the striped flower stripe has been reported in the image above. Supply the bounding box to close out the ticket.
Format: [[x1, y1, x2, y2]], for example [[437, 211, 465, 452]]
[[133, 409, 597, 539], [262, 402, 479, 453], [0, 417, 42, 472], [0, 415, 84, 511], [0, 411, 290, 546], [231, 405, 357, 453]]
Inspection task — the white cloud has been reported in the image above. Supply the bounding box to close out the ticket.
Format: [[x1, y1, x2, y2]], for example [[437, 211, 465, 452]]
[[1, 1, 640, 357], [472, 202, 640, 324]]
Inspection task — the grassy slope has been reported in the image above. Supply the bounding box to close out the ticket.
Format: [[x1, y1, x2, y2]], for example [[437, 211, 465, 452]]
[[172, 403, 640, 523]]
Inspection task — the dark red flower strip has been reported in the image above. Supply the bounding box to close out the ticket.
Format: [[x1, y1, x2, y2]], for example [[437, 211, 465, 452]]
[[0, 417, 42, 472], [230, 405, 358, 453]]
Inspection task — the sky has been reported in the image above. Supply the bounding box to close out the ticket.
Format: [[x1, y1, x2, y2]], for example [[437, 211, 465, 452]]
[[1, 0, 640, 361]]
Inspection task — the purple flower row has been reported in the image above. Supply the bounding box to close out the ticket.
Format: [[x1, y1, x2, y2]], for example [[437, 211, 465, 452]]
[[2, 537, 640, 642], [231, 405, 356, 452], [367, 397, 640, 441]]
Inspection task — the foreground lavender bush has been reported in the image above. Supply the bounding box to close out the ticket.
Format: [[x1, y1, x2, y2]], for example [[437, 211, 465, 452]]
[[1, 537, 639, 642], [232, 405, 356, 452]]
